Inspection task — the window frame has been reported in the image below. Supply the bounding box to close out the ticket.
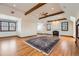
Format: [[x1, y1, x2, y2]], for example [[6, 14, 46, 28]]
[[8, 22, 16, 31], [61, 22, 68, 31], [0, 21, 16, 32]]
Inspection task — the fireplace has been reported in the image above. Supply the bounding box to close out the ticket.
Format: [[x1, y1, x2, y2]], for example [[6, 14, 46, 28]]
[[53, 31, 59, 36]]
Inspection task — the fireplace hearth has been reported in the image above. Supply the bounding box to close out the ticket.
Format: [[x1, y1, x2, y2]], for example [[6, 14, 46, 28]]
[[53, 31, 59, 36]]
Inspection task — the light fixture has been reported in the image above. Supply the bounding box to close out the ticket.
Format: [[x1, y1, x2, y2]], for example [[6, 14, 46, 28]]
[[11, 11, 15, 14], [11, 4, 16, 14], [52, 21, 59, 26], [13, 4, 16, 7], [51, 8, 54, 10]]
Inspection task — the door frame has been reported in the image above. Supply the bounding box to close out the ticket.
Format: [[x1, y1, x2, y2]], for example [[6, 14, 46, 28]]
[[76, 19, 79, 46]]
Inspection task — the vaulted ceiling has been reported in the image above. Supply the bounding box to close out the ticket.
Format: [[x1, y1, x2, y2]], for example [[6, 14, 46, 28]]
[[0, 3, 37, 13], [0, 3, 78, 22], [0, 3, 63, 15]]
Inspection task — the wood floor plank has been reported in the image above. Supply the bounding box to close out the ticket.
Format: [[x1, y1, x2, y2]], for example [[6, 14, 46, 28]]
[[0, 36, 79, 56]]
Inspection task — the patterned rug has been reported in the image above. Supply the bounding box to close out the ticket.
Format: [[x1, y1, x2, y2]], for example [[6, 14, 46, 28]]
[[26, 36, 59, 55]]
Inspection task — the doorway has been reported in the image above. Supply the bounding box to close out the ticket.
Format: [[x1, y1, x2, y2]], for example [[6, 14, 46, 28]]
[[76, 19, 79, 47]]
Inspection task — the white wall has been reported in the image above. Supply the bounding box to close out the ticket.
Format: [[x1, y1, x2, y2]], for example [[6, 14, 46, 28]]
[[0, 13, 37, 37], [69, 16, 76, 38], [37, 21, 48, 33], [0, 4, 76, 37], [0, 5, 37, 37], [37, 19, 73, 36], [0, 32, 17, 37], [55, 20, 73, 36], [18, 17, 37, 37], [0, 14, 20, 37]]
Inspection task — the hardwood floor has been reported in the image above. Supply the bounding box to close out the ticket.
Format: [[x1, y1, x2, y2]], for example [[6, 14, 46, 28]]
[[0, 35, 79, 56]]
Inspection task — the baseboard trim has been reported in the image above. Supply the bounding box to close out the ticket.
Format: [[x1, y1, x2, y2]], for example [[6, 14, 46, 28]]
[[60, 35, 73, 38], [37, 33, 51, 35], [0, 35, 18, 38], [0, 34, 74, 38], [17, 35, 37, 38], [0, 35, 37, 38]]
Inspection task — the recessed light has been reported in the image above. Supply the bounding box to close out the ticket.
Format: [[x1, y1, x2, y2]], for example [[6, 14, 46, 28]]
[[51, 8, 54, 10], [13, 4, 16, 7]]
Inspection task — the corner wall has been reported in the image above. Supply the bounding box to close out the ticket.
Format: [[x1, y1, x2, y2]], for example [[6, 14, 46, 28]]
[[37, 19, 73, 37], [0, 14, 20, 37], [51, 20, 73, 36]]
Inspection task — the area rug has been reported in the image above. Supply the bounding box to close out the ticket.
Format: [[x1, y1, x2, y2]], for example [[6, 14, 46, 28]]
[[26, 36, 59, 55]]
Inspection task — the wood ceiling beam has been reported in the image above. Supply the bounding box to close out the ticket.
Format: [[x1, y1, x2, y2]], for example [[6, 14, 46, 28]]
[[39, 11, 64, 19], [48, 18, 67, 22], [25, 3, 46, 15]]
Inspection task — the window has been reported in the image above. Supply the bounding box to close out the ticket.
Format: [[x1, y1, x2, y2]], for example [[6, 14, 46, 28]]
[[9, 22, 16, 31], [61, 22, 68, 31], [1, 22, 8, 31], [0, 21, 16, 32], [47, 23, 51, 31]]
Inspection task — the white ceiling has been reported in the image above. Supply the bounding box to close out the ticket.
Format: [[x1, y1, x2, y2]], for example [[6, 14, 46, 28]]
[[0, 3, 79, 18], [0, 3, 79, 22], [37, 3, 63, 17], [0, 3, 37, 13], [0, 3, 63, 14], [60, 3, 79, 20], [0, 3, 66, 21]]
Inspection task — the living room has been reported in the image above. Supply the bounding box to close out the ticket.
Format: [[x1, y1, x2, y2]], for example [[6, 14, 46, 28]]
[[0, 3, 79, 56]]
